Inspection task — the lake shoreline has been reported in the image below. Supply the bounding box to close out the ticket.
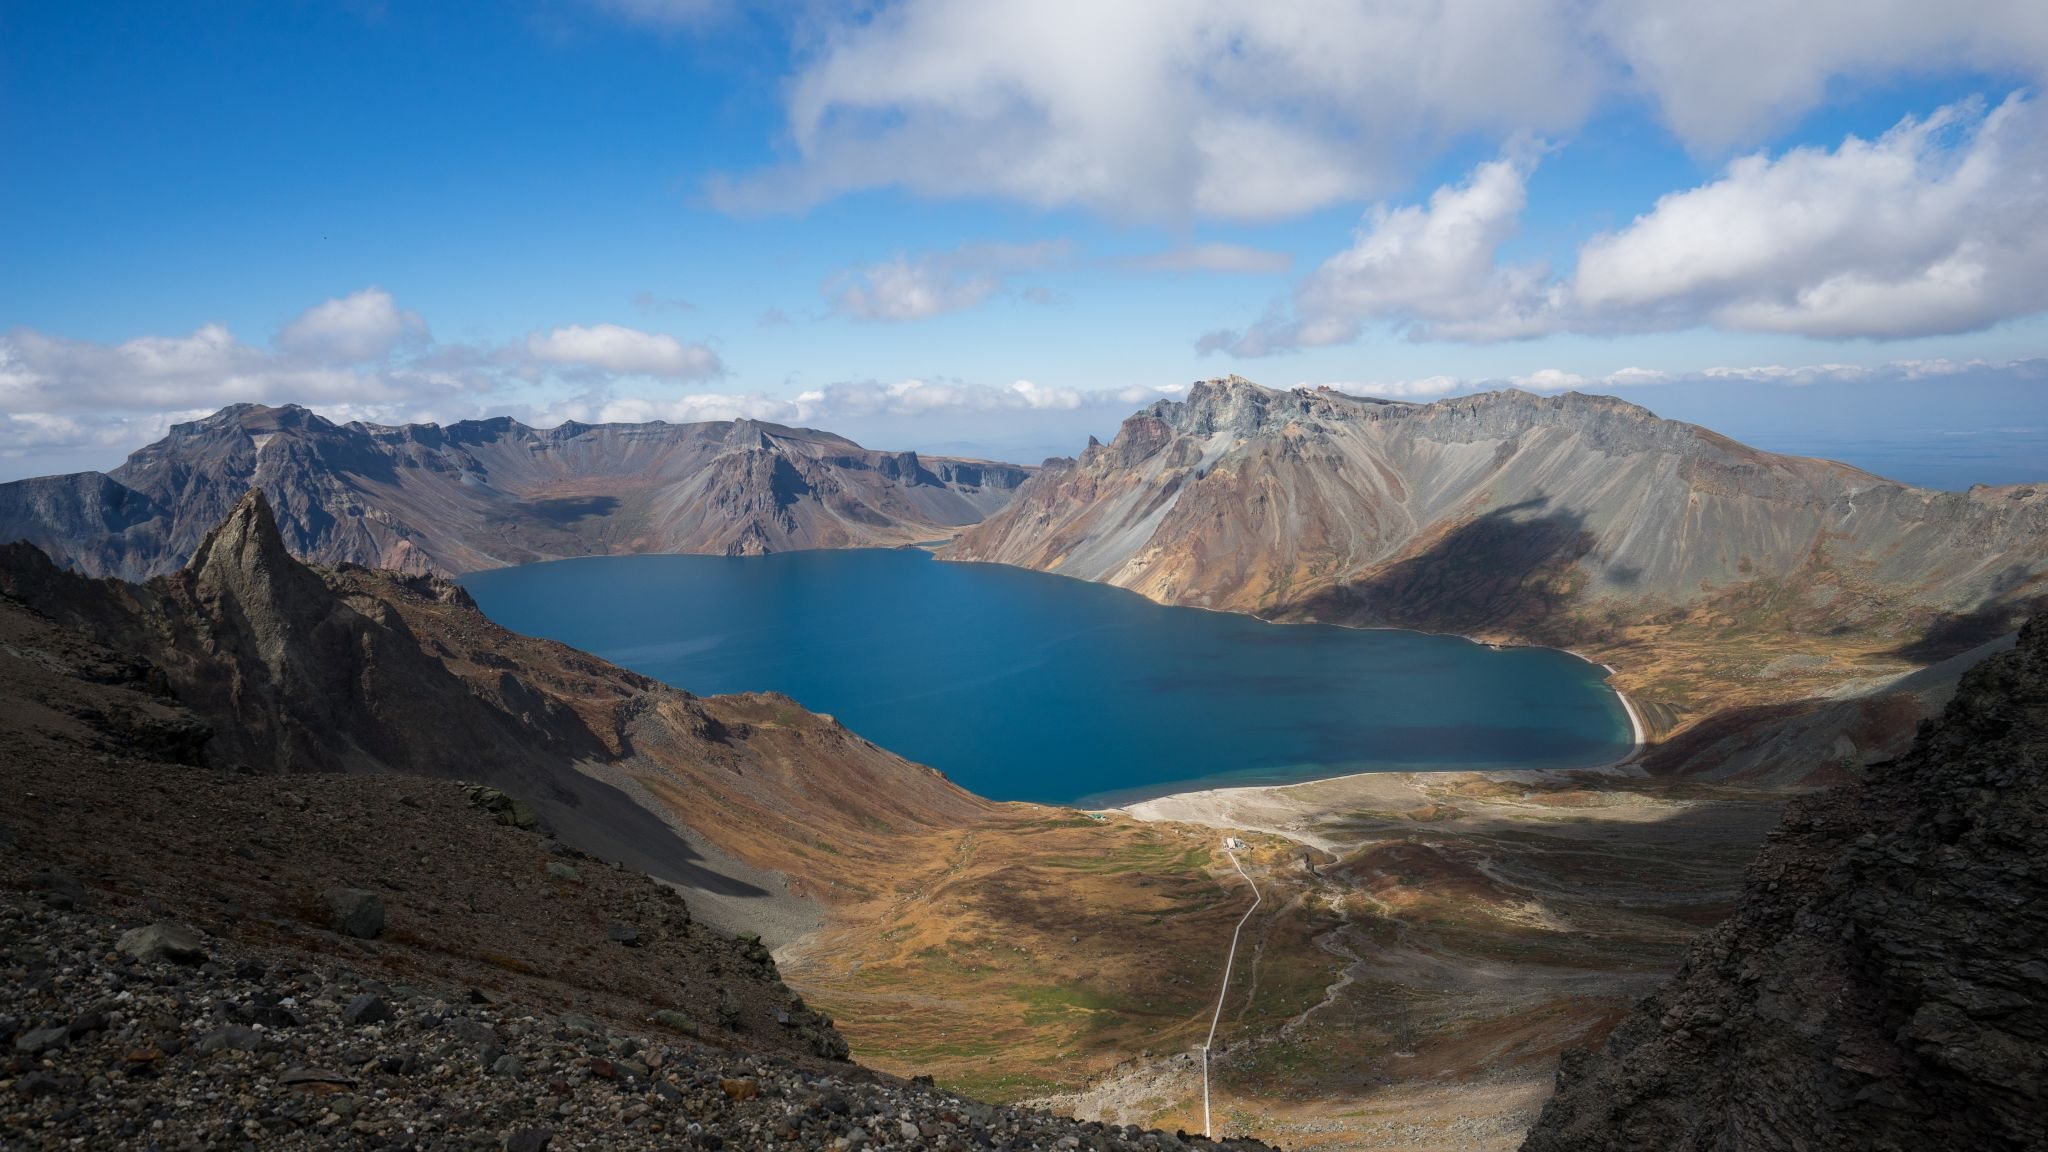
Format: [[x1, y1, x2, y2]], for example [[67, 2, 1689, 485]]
[[469, 549, 1638, 807]]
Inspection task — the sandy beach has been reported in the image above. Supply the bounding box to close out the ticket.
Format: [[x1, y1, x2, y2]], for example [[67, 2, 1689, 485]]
[[1117, 679, 1649, 850]]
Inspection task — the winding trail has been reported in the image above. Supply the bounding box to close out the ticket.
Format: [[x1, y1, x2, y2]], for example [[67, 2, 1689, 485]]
[[1201, 845, 1263, 1138]]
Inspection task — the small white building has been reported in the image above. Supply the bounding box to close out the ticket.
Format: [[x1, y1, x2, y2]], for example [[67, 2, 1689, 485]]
[[1224, 837, 1248, 851]]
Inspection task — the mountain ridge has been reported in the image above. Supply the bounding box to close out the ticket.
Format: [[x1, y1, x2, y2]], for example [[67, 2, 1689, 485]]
[[947, 377, 2048, 726], [0, 403, 1034, 580]]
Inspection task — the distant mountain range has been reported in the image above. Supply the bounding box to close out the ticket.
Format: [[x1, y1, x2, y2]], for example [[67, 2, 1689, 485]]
[[0, 403, 1032, 580], [6, 381, 2043, 725]]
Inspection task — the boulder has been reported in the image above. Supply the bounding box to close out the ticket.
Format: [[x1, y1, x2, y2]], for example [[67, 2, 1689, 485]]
[[116, 922, 206, 964], [13, 1026, 69, 1055], [322, 887, 385, 939], [343, 994, 393, 1025], [505, 1128, 553, 1152]]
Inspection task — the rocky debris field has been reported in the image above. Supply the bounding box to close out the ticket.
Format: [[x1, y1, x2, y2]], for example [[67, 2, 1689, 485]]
[[0, 893, 1274, 1151]]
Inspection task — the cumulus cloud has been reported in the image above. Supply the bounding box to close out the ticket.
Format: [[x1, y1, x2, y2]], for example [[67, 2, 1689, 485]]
[[276, 287, 427, 362], [705, 0, 2048, 224], [1587, 0, 2048, 152], [0, 290, 734, 471], [714, 0, 1599, 222], [526, 323, 725, 378], [826, 241, 1067, 321], [1209, 94, 2048, 350], [1122, 244, 1293, 275], [1575, 94, 2048, 339], [1201, 152, 1557, 353]]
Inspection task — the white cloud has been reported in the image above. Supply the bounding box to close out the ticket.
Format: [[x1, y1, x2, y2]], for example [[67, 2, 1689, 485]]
[[1575, 94, 2048, 339], [0, 290, 736, 471], [715, 0, 1599, 222], [276, 287, 427, 362], [1587, 0, 2048, 152], [526, 323, 725, 379], [826, 241, 1067, 321], [1200, 152, 1558, 352], [1122, 244, 1293, 275], [1210, 94, 2048, 349], [705, 0, 2048, 224]]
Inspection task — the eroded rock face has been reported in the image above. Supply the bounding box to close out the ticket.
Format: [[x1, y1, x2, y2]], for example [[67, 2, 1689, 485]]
[[0, 404, 1033, 579], [1520, 617, 2048, 1152]]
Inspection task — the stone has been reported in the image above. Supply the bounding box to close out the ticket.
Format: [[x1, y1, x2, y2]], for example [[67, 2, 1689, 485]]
[[196, 1025, 263, 1054], [446, 1018, 499, 1048], [116, 922, 206, 964], [720, 1078, 759, 1100], [343, 994, 392, 1025], [279, 1067, 357, 1088], [322, 888, 385, 939], [605, 922, 641, 947], [653, 1009, 698, 1036], [12, 1072, 64, 1099], [492, 1054, 523, 1079], [504, 1128, 553, 1152], [545, 862, 579, 882], [13, 1026, 69, 1055], [716, 988, 743, 1030]]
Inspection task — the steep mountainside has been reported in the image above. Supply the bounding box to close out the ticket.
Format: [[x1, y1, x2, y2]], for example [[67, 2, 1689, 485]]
[[0, 403, 1032, 580], [951, 377, 2048, 719], [1520, 616, 2047, 1151], [0, 491, 1329, 1133], [0, 502, 1278, 1152], [0, 490, 995, 940]]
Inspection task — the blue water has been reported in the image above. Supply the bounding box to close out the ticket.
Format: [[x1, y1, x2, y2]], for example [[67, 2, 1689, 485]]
[[461, 550, 1634, 806]]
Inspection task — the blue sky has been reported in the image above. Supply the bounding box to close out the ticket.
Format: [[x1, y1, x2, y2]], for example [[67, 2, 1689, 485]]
[[3, 1, 2046, 484]]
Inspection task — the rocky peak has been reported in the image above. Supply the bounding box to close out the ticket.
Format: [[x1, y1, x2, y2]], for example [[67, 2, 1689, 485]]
[[721, 419, 781, 453], [179, 488, 335, 675]]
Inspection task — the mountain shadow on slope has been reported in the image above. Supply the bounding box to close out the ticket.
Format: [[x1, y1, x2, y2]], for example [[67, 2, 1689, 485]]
[[1274, 497, 1612, 644]]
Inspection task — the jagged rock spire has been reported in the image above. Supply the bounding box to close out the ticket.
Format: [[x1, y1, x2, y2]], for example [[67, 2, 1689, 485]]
[[185, 488, 293, 578]]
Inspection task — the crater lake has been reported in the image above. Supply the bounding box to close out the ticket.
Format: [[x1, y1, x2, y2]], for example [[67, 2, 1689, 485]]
[[462, 549, 1636, 806]]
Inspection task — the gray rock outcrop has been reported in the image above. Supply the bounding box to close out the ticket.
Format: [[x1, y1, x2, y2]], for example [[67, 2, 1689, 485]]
[[1520, 616, 2048, 1151]]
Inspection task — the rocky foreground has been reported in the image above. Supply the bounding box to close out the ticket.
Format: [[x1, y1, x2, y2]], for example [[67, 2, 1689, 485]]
[[0, 890, 1269, 1151], [1520, 617, 2048, 1151]]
